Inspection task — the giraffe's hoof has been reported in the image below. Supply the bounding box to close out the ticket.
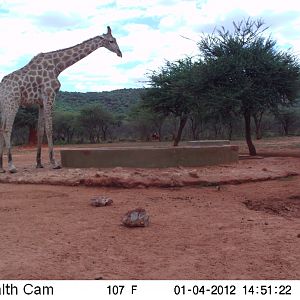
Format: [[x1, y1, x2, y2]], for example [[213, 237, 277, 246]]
[[36, 164, 44, 169], [52, 165, 62, 170], [8, 167, 17, 174]]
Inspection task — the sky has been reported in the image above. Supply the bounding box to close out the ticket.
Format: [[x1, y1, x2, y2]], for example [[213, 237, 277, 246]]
[[0, 0, 300, 92]]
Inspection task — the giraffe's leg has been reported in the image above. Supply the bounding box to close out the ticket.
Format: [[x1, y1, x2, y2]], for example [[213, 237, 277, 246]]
[[43, 101, 61, 169], [36, 105, 45, 168], [0, 133, 5, 173], [0, 103, 6, 173], [2, 108, 18, 173]]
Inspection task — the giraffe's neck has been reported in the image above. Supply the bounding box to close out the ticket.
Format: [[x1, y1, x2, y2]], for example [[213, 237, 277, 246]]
[[44, 36, 104, 75]]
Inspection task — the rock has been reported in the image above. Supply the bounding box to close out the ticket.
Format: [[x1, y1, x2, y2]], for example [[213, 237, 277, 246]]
[[122, 208, 150, 227], [95, 171, 105, 178], [189, 170, 199, 178], [112, 167, 123, 172], [90, 196, 113, 207], [133, 170, 142, 175]]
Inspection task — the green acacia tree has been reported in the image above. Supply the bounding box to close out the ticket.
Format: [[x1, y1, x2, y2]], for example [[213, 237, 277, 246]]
[[128, 104, 166, 141], [198, 18, 300, 155], [53, 111, 78, 143], [142, 57, 201, 146], [78, 105, 115, 143], [274, 106, 299, 136]]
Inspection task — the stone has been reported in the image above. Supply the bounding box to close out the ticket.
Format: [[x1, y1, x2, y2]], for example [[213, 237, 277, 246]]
[[95, 171, 105, 177], [90, 196, 113, 207], [122, 208, 150, 227], [188, 170, 199, 178]]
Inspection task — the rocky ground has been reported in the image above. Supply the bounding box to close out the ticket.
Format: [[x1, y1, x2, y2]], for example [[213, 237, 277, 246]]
[[0, 137, 299, 279]]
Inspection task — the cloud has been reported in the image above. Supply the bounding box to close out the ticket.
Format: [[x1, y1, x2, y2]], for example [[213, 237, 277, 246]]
[[0, 7, 9, 14], [34, 11, 88, 30], [0, 0, 300, 92]]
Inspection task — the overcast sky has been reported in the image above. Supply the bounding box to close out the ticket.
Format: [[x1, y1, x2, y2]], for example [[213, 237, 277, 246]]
[[0, 0, 300, 92]]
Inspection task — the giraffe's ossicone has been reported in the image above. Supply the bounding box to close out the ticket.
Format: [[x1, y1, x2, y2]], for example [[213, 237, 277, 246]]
[[0, 26, 122, 173]]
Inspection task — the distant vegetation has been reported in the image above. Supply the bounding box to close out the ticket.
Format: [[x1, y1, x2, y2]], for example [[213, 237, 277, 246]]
[[12, 18, 300, 154], [13, 87, 300, 146], [55, 88, 142, 114]]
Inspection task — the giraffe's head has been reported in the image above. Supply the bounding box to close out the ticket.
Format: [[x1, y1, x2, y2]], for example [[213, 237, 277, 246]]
[[101, 26, 122, 57]]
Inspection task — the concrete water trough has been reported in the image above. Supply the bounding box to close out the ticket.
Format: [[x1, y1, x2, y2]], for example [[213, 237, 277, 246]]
[[187, 140, 230, 146], [60, 144, 239, 168]]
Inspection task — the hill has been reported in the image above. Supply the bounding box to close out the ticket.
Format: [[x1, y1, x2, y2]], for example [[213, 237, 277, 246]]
[[55, 88, 144, 115]]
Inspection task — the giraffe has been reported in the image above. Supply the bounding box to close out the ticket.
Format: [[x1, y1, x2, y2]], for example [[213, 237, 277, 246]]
[[0, 26, 122, 173]]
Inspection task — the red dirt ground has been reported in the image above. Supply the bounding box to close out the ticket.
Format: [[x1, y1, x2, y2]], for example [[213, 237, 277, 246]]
[[0, 137, 299, 279]]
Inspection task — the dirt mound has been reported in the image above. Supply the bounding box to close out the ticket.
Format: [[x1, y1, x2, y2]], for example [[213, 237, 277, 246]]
[[243, 195, 300, 218], [0, 157, 299, 188]]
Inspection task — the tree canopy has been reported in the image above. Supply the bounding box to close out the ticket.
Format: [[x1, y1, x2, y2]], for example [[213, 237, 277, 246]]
[[197, 18, 300, 154], [142, 57, 203, 145]]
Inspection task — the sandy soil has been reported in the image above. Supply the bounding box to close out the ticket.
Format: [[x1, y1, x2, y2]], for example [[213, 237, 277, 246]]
[[0, 137, 299, 279]]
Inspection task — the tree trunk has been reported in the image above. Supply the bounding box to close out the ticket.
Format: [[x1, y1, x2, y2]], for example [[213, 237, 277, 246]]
[[283, 123, 289, 136], [89, 133, 94, 143], [213, 121, 221, 138], [244, 112, 256, 156], [28, 126, 37, 145], [156, 127, 162, 142], [173, 116, 188, 146], [253, 112, 263, 140], [189, 117, 200, 140], [67, 129, 75, 144], [227, 121, 233, 140], [214, 124, 218, 138], [102, 126, 108, 141], [153, 118, 164, 142], [281, 117, 290, 136]]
